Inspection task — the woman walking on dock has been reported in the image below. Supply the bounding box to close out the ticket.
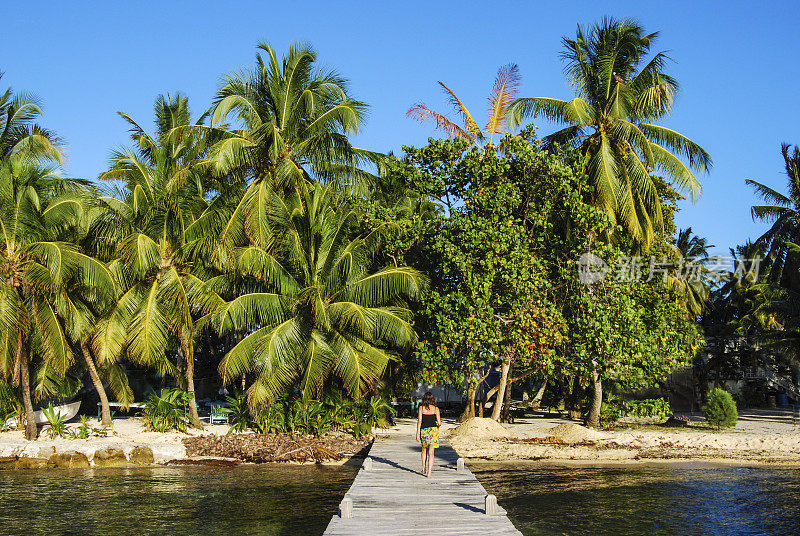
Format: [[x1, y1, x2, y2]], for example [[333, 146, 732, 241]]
[[416, 391, 441, 477]]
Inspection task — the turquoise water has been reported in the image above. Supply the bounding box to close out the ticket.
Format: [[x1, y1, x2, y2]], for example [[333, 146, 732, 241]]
[[3, 462, 799, 535], [0, 464, 357, 536], [473, 463, 800, 536]]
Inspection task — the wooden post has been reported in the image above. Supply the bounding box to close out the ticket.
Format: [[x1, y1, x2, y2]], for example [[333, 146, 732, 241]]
[[485, 494, 498, 516], [456, 458, 465, 472], [340, 496, 353, 519], [363, 457, 373, 471]]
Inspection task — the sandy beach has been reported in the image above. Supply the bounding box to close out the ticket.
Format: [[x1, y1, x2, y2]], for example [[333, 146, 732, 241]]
[[381, 409, 800, 465], [2, 408, 799, 468]]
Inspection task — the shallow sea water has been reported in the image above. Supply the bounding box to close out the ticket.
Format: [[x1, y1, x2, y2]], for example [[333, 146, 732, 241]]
[[473, 462, 800, 536], [0, 464, 357, 536]]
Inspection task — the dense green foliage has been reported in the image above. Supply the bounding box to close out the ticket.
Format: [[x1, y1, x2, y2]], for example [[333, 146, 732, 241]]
[[380, 131, 701, 423], [702, 388, 738, 429], [509, 18, 711, 248], [141, 388, 192, 433], [626, 398, 672, 419], [11, 21, 796, 440], [223, 391, 393, 436]]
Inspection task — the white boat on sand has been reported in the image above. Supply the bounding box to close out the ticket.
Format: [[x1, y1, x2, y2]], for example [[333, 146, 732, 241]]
[[33, 401, 82, 425]]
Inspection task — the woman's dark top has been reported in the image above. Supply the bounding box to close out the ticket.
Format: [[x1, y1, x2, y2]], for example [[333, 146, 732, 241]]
[[421, 411, 438, 430]]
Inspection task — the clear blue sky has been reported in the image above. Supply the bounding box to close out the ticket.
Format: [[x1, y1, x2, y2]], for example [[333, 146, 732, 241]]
[[3, 1, 799, 255]]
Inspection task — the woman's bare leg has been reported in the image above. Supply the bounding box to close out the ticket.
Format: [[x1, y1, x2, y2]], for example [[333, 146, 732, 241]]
[[421, 445, 427, 473], [426, 446, 435, 476]]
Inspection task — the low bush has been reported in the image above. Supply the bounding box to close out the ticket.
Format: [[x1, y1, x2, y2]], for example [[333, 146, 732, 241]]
[[625, 398, 671, 420], [142, 388, 191, 432], [225, 393, 394, 437], [703, 388, 738, 429], [42, 403, 68, 439]]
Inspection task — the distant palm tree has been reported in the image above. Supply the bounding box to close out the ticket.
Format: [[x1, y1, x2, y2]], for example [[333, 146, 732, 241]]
[[0, 164, 114, 439], [509, 19, 711, 248], [0, 78, 114, 440], [746, 143, 800, 287], [407, 64, 521, 148], [95, 94, 220, 426], [674, 227, 713, 316], [192, 42, 382, 266], [211, 182, 426, 407]]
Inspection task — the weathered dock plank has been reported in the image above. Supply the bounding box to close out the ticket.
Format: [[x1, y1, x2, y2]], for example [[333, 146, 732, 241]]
[[324, 432, 521, 535]]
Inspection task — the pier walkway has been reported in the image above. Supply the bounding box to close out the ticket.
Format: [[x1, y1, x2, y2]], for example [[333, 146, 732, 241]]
[[324, 431, 522, 535]]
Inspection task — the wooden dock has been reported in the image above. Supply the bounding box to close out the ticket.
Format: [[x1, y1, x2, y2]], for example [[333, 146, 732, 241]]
[[324, 431, 522, 535]]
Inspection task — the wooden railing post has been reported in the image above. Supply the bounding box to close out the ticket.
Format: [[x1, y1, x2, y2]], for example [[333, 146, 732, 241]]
[[485, 494, 498, 516], [340, 496, 353, 519], [456, 458, 465, 472]]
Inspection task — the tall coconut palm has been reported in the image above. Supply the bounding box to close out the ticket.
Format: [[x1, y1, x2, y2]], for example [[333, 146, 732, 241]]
[[0, 78, 105, 439], [407, 64, 521, 148], [509, 19, 711, 248], [210, 182, 426, 407], [56, 194, 134, 426], [0, 161, 114, 439], [95, 94, 220, 426], [746, 143, 800, 288], [673, 227, 713, 316], [189, 42, 383, 267]]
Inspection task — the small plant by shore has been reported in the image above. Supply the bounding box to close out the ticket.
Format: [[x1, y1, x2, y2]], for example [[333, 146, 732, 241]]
[[222, 393, 394, 438], [42, 404, 68, 439], [142, 389, 192, 432], [703, 388, 738, 429]]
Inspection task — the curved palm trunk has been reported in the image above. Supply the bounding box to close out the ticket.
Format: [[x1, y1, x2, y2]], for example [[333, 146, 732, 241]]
[[179, 335, 201, 427], [19, 348, 37, 441], [81, 341, 111, 426]]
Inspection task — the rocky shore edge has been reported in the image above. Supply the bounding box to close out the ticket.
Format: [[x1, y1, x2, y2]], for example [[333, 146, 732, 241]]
[[0, 432, 373, 469]]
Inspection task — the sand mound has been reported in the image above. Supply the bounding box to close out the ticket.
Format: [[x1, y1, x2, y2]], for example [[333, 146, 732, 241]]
[[546, 423, 604, 443], [448, 418, 512, 441]]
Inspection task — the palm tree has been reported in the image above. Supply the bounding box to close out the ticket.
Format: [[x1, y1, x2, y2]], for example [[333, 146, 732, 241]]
[[746, 143, 800, 288], [94, 94, 220, 426], [56, 194, 134, 426], [189, 42, 382, 266], [0, 78, 112, 440], [407, 64, 521, 148], [674, 227, 713, 316], [509, 18, 711, 248], [0, 162, 114, 439], [210, 182, 426, 407]]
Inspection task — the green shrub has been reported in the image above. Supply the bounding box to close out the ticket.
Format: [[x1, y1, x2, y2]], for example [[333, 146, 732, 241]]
[[626, 398, 671, 420], [42, 403, 68, 439], [142, 388, 191, 432], [254, 402, 287, 434], [600, 402, 622, 424], [362, 397, 394, 429], [702, 388, 738, 429], [68, 415, 92, 439], [221, 392, 252, 433]]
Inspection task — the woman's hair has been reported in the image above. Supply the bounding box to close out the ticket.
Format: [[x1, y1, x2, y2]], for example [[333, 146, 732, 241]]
[[421, 391, 436, 408]]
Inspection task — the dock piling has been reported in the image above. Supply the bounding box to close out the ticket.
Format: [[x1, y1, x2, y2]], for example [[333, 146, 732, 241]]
[[485, 494, 498, 516], [339, 496, 353, 519]]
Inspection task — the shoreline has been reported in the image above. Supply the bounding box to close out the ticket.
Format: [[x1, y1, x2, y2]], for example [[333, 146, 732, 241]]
[[0, 417, 372, 469]]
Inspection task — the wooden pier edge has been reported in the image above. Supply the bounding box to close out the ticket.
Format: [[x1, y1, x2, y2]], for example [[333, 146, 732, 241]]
[[324, 432, 522, 535]]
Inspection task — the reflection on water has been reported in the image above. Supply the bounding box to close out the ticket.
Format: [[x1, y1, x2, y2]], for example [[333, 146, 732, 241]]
[[473, 463, 800, 536], [0, 464, 357, 536]]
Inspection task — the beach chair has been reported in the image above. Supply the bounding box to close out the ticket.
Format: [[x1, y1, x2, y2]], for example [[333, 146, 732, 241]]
[[208, 402, 229, 424]]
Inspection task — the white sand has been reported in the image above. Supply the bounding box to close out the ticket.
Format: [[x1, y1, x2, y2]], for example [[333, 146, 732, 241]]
[[0, 417, 231, 463], [382, 409, 800, 464]]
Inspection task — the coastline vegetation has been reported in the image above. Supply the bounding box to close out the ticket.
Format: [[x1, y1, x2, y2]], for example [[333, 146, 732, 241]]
[[0, 17, 795, 444]]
